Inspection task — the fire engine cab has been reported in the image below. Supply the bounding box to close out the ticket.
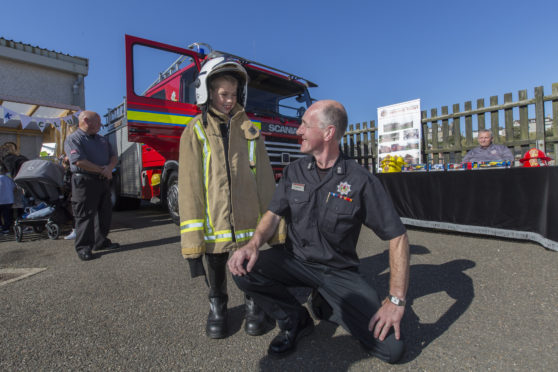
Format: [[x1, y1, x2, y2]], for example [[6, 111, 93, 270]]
[[105, 35, 317, 224]]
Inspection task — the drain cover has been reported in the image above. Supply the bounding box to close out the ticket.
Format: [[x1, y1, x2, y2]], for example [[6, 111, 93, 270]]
[[0, 268, 47, 286]]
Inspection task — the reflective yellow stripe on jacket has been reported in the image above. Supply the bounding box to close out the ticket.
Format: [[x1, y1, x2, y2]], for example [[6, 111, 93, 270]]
[[192, 121, 216, 234], [180, 219, 204, 234], [248, 139, 256, 176], [235, 228, 255, 242]]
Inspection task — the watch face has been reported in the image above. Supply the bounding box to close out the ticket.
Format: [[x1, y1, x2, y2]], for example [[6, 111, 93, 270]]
[[389, 295, 404, 306]]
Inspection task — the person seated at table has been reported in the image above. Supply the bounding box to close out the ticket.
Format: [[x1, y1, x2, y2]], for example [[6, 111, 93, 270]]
[[462, 130, 514, 163]]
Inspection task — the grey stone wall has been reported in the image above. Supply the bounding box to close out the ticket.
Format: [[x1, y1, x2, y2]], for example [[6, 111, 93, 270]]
[[0, 38, 88, 108], [0, 58, 83, 107]]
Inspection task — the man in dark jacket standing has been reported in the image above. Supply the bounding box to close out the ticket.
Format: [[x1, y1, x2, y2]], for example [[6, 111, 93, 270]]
[[64, 111, 119, 261]]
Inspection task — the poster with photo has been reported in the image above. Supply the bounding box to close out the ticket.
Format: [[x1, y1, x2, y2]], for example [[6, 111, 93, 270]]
[[377, 99, 422, 172]]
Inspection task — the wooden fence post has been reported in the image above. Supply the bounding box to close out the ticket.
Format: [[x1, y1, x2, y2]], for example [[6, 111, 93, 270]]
[[355, 122, 362, 166], [477, 98, 485, 132], [421, 110, 429, 164], [362, 123, 369, 171], [552, 83, 558, 159], [342, 136, 349, 159], [464, 101, 473, 150], [452, 103, 462, 162], [518, 89, 530, 157], [490, 96, 499, 143], [534, 86, 546, 151], [441, 106, 449, 164], [504, 92, 514, 158], [431, 108, 439, 164], [347, 123, 354, 159], [363, 121, 372, 172], [369, 120, 377, 172]]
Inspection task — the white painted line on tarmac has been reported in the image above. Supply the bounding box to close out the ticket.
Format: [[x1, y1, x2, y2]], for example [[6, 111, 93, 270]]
[[0, 268, 47, 286]]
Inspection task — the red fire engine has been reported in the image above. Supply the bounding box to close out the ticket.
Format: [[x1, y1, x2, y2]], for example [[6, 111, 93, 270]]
[[105, 35, 317, 224]]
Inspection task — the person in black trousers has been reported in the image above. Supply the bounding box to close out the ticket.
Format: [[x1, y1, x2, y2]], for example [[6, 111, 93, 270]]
[[64, 111, 119, 261], [228, 100, 410, 363]]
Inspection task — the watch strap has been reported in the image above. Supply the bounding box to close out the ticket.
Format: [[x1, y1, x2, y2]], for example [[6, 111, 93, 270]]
[[387, 294, 406, 306]]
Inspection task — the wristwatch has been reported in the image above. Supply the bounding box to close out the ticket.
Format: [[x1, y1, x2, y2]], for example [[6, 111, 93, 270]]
[[387, 294, 406, 306]]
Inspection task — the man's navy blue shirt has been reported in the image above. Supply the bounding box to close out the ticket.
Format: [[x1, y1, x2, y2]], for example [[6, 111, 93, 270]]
[[64, 128, 115, 173], [269, 153, 406, 269]]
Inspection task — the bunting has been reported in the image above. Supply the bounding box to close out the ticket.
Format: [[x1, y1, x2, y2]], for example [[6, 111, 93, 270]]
[[1, 107, 81, 132]]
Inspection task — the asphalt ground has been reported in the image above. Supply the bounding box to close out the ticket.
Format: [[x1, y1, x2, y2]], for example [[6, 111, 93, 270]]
[[1, 204, 556, 371]]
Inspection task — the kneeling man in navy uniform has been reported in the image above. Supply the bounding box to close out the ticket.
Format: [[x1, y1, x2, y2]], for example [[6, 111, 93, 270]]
[[228, 100, 410, 363]]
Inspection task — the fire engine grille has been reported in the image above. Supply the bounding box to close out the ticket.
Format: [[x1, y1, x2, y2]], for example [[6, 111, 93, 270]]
[[264, 137, 303, 168]]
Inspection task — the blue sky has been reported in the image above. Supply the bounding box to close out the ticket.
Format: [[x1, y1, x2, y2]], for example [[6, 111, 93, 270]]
[[2, 0, 558, 126]]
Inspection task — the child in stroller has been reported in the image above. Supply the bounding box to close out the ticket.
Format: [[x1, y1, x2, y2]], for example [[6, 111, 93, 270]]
[[13, 159, 71, 242]]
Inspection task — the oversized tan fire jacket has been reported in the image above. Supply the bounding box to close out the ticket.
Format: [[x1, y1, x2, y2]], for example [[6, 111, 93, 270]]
[[178, 104, 285, 259]]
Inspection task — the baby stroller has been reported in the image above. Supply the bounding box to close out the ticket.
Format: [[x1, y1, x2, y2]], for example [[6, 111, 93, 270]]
[[13, 159, 70, 242]]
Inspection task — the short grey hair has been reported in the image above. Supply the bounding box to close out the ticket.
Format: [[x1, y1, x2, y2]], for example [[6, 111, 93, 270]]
[[318, 102, 348, 141], [478, 129, 493, 138]]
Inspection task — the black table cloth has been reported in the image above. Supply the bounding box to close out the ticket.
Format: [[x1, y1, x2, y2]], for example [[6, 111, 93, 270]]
[[377, 166, 558, 251]]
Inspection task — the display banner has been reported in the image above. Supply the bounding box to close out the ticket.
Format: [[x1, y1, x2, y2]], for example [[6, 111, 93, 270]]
[[377, 99, 422, 172], [1, 107, 80, 132]]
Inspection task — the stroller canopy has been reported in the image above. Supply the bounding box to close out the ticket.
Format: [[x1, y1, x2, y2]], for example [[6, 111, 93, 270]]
[[14, 159, 65, 202]]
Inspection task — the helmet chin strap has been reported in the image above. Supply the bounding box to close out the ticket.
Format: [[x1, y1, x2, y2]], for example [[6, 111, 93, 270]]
[[202, 104, 209, 128]]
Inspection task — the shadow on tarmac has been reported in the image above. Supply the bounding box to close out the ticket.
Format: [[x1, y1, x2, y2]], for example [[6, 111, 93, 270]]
[[250, 244, 475, 370], [96, 235, 180, 257], [110, 204, 173, 231]]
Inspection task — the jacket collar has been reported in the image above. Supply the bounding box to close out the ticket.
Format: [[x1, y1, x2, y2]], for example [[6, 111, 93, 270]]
[[208, 103, 260, 140]]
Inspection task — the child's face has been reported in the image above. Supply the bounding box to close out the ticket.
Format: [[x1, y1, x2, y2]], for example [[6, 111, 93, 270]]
[[210, 79, 238, 115]]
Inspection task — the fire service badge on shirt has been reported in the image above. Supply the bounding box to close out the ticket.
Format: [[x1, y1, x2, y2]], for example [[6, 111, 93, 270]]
[[337, 181, 351, 196]]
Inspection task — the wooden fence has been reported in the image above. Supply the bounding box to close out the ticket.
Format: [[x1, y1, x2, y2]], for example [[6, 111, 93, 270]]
[[341, 120, 376, 172], [341, 82, 558, 171], [422, 82, 558, 164]]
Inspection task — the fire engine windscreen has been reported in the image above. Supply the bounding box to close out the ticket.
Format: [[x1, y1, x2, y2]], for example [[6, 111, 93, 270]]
[[245, 70, 310, 119]]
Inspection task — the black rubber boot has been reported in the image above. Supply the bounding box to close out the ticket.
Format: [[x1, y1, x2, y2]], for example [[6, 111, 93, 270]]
[[244, 295, 271, 336], [205, 253, 229, 339]]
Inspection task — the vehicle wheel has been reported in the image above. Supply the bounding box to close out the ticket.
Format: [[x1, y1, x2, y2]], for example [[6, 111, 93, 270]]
[[166, 171, 180, 225], [15, 225, 23, 242], [46, 223, 60, 240], [33, 225, 44, 233]]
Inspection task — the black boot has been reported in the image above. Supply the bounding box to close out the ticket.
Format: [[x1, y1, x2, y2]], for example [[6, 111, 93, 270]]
[[206, 295, 228, 339], [244, 295, 271, 336], [205, 253, 229, 339]]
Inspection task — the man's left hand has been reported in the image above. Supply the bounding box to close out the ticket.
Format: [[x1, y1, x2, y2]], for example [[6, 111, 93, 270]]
[[369, 300, 405, 341]]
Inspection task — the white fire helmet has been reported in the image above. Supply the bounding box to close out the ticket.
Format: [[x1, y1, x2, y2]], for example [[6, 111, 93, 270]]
[[195, 54, 248, 107]]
